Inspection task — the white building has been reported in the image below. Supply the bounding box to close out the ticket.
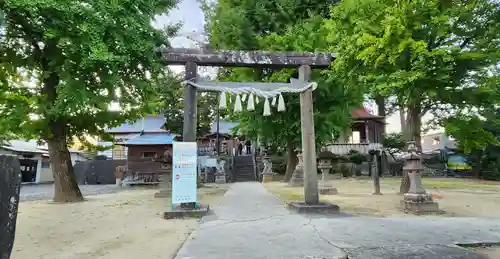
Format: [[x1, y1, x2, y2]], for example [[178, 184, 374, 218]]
[[421, 132, 457, 153], [0, 140, 88, 183]]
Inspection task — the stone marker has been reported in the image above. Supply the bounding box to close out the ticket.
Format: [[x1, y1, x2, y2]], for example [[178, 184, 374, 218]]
[[317, 149, 338, 195], [288, 148, 305, 187], [400, 141, 439, 214], [0, 155, 21, 259]]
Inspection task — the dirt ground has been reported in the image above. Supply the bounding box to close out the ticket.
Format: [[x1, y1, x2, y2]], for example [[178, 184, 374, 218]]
[[12, 185, 229, 259], [264, 178, 500, 217], [469, 246, 500, 259]]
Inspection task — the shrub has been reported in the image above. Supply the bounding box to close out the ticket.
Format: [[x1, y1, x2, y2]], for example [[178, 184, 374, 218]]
[[270, 155, 287, 175]]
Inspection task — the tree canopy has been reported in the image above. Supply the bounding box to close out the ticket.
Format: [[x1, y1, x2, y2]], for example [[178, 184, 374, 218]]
[[0, 0, 177, 202], [203, 0, 363, 180], [326, 0, 500, 145], [204, 0, 362, 148], [154, 72, 219, 136]]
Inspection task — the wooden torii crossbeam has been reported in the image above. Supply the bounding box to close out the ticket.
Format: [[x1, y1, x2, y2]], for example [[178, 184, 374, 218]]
[[158, 47, 336, 206]]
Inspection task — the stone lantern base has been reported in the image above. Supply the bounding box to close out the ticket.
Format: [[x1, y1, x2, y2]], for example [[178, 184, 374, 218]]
[[400, 193, 439, 215], [288, 167, 304, 187], [214, 173, 226, 184]]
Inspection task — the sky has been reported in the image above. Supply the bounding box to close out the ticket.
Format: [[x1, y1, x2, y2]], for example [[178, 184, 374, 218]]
[[153, 0, 439, 134]]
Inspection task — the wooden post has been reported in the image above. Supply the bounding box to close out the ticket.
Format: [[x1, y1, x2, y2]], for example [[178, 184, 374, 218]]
[[373, 151, 382, 195], [299, 65, 319, 205], [183, 61, 197, 142]]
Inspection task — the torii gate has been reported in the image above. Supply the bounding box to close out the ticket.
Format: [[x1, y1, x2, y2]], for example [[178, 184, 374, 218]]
[[158, 47, 335, 206]]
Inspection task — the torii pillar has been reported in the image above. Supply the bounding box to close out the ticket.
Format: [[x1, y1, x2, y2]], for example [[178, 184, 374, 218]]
[[298, 65, 319, 204]]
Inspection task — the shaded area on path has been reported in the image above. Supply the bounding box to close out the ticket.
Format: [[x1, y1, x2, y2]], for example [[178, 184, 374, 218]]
[[175, 182, 500, 259], [20, 184, 120, 201]]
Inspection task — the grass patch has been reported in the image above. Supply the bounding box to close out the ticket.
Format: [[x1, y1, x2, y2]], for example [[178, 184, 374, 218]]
[[380, 178, 498, 190], [267, 187, 304, 202]]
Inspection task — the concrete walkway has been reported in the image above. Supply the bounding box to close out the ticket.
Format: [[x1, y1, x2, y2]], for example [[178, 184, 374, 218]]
[[175, 182, 500, 259]]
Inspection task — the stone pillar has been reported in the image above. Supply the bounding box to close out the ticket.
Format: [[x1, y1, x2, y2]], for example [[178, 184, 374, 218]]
[[289, 148, 305, 187], [0, 155, 21, 259], [400, 141, 439, 214], [298, 65, 319, 205], [261, 153, 274, 183]]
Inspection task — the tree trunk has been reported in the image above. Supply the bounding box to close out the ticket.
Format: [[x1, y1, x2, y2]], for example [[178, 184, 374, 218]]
[[375, 95, 386, 142], [399, 107, 406, 134], [405, 105, 422, 147], [471, 149, 483, 178], [284, 139, 297, 182], [40, 50, 84, 203], [399, 103, 422, 194], [375, 95, 386, 118], [46, 122, 84, 203]]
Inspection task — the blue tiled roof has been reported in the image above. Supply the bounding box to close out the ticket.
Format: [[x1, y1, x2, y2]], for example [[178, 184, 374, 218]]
[[106, 115, 166, 133], [123, 133, 174, 145], [209, 120, 240, 135]]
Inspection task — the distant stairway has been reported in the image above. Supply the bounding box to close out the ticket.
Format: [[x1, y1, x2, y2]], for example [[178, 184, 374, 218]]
[[232, 155, 256, 182]]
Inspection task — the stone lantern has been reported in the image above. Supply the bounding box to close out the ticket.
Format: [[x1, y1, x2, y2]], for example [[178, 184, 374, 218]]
[[400, 141, 439, 214], [261, 148, 274, 183], [289, 148, 304, 187], [214, 158, 227, 184], [317, 148, 338, 195]]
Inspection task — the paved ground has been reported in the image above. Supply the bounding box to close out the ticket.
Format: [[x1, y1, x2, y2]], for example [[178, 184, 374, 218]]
[[175, 182, 500, 259], [20, 184, 120, 201]]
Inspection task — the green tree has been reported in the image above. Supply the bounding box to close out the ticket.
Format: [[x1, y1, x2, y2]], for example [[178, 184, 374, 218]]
[[155, 72, 219, 136], [444, 107, 500, 178], [0, 0, 177, 202], [204, 0, 362, 181], [326, 0, 500, 146]]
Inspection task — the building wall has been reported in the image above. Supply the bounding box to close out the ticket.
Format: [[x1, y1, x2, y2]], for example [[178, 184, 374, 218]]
[[39, 156, 53, 183], [127, 145, 172, 175], [70, 153, 88, 165], [0, 148, 87, 183], [421, 133, 456, 153], [97, 133, 137, 159]]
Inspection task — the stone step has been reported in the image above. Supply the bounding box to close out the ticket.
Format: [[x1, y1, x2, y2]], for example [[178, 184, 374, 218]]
[[234, 171, 254, 174], [234, 172, 254, 175]]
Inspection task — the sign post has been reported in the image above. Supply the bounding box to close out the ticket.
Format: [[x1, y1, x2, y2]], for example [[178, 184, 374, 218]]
[[172, 141, 198, 209]]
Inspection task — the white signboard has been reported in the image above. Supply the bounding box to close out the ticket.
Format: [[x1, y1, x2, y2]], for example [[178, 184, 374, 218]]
[[172, 142, 198, 204]]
